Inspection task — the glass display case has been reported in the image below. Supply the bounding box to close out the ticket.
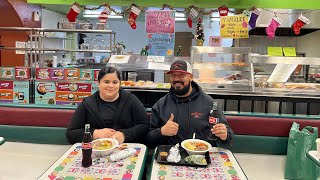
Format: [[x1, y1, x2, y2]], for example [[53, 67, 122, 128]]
[[251, 54, 320, 96], [191, 46, 253, 92]]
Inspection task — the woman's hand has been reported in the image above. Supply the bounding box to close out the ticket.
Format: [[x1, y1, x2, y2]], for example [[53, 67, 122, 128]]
[[114, 131, 125, 144], [93, 128, 116, 139]]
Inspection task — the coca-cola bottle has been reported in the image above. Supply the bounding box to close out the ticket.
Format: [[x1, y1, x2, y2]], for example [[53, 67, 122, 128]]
[[82, 124, 92, 168], [208, 102, 219, 141]]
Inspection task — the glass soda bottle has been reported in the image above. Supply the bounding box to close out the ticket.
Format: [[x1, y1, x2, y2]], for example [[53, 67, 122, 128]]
[[208, 102, 219, 141], [82, 124, 92, 168]]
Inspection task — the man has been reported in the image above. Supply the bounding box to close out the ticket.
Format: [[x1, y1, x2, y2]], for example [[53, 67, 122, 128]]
[[146, 60, 234, 148]]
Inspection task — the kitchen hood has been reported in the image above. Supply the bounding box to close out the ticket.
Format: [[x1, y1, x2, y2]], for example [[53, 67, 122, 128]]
[[249, 9, 320, 36]]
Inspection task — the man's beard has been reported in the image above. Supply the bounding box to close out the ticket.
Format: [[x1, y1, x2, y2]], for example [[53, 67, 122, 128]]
[[172, 80, 191, 96]]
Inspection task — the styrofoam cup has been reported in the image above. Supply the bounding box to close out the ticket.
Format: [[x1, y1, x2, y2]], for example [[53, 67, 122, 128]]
[[316, 138, 320, 157]]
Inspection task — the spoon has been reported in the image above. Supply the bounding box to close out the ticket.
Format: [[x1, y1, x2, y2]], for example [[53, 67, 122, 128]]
[[192, 133, 196, 143]]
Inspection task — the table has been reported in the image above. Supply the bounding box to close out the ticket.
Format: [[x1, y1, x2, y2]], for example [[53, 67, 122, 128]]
[[150, 147, 247, 180], [38, 143, 147, 180], [307, 151, 320, 167], [0, 137, 5, 145]]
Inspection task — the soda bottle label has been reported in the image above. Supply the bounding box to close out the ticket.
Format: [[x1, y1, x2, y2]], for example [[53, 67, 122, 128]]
[[82, 142, 92, 149], [209, 117, 217, 124]]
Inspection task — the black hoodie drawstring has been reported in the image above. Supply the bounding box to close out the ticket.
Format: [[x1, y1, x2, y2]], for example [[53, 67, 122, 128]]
[[187, 99, 191, 133]]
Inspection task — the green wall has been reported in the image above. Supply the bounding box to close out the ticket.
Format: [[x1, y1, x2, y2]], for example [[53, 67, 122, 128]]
[[27, 0, 320, 10]]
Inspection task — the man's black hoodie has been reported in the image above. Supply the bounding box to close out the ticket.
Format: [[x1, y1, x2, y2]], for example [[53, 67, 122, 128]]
[[146, 81, 234, 148]]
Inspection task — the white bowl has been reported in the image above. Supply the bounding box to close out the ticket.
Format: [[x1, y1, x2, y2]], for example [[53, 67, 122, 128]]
[[181, 139, 212, 155], [92, 138, 119, 156]]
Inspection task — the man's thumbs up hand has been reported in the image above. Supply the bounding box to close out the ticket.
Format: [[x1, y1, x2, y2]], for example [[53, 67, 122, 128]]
[[161, 113, 179, 136]]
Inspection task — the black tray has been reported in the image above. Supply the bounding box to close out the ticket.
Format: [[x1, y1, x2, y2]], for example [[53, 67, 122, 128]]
[[155, 145, 211, 167]]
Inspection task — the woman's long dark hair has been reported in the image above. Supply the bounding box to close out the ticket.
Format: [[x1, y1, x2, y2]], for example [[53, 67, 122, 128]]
[[98, 66, 121, 82]]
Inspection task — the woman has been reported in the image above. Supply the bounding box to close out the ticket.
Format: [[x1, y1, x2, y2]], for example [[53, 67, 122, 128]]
[[66, 66, 149, 144]]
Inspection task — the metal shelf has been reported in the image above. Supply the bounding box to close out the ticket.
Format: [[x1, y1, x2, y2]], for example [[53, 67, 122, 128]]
[[0, 27, 116, 34], [251, 54, 320, 65]]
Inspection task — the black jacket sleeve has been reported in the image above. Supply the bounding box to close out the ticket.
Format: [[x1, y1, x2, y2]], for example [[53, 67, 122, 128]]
[[66, 103, 94, 144], [118, 95, 149, 143], [214, 109, 234, 148], [145, 103, 168, 148]]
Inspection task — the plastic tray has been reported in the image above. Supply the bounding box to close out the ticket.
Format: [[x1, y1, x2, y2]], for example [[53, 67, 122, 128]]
[[155, 145, 211, 167]]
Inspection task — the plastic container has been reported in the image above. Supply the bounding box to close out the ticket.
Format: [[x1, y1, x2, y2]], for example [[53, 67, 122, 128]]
[[128, 72, 137, 82]]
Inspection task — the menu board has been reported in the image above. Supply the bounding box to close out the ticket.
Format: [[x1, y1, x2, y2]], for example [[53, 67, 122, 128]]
[[1, 67, 15, 79], [65, 68, 80, 80], [79, 69, 94, 81], [36, 68, 52, 80], [55, 82, 92, 105], [15, 67, 31, 80], [0, 80, 29, 104], [51, 68, 65, 80], [34, 81, 56, 105]]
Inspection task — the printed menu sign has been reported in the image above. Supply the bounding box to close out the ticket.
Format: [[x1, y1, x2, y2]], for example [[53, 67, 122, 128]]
[[146, 10, 175, 33], [55, 82, 92, 105], [51, 68, 65, 80], [15, 67, 31, 80], [36, 68, 51, 80], [65, 68, 79, 80], [80, 69, 94, 81], [34, 81, 56, 105], [13, 81, 29, 104], [147, 33, 175, 57], [220, 15, 249, 38], [94, 69, 100, 81], [0, 80, 29, 104], [1, 67, 15, 79]]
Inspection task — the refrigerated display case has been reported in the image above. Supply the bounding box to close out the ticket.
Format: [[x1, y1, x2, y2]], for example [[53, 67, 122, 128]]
[[190, 46, 254, 92], [251, 54, 320, 96]]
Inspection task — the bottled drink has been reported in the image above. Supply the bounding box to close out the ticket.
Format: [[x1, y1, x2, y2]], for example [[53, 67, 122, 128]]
[[208, 102, 219, 141], [82, 124, 92, 167]]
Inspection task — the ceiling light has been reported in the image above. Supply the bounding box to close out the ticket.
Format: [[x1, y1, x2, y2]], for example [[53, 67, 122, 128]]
[[83, 14, 123, 18], [175, 17, 186, 21]]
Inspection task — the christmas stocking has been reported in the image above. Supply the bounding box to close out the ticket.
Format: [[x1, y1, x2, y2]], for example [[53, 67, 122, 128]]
[[218, 5, 229, 17], [292, 14, 311, 35], [265, 17, 282, 39], [249, 9, 261, 30], [127, 6, 141, 29], [187, 8, 198, 28], [99, 7, 111, 24], [66, 3, 81, 22]]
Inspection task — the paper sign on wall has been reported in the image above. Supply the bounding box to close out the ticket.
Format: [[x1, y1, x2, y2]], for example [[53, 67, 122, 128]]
[[268, 47, 283, 56], [283, 47, 296, 57], [146, 10, 175, 33], [220, 15, 249, 39]]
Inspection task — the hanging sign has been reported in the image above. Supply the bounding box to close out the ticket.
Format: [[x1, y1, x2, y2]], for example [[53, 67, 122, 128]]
[[146, 10, 175, 33], [220, 15, 249, 38]]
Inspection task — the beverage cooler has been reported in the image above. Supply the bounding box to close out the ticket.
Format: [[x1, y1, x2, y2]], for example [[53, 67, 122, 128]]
[[0, 67, 32, 104], [34, 67, 99, 106]]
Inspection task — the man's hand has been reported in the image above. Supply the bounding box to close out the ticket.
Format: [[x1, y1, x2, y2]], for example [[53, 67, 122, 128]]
[[161, 113, 179, 136], [211, 123, 228, 140], [93, 128, 116, 139]]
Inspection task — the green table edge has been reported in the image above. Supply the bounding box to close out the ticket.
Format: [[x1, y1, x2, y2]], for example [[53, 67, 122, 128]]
[[0, 137, 5, 146], [307, 151, 320, 167], [139, 146, 148, 180]]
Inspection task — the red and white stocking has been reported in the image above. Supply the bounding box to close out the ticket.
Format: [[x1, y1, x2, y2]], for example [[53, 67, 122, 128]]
[[66, 3, 81, 22], [265, 17, 282, 40], [292, 14, 310, 35], [218, 5, 229, 17], [99, 7, 111, 24], [127, 6, 141, 29], [187, 8, 198, 28]]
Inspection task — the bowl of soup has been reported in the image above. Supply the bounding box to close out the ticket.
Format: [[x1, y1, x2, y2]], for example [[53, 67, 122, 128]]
[[181, 139, 212, 155], [92, 138, 119, 156]]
